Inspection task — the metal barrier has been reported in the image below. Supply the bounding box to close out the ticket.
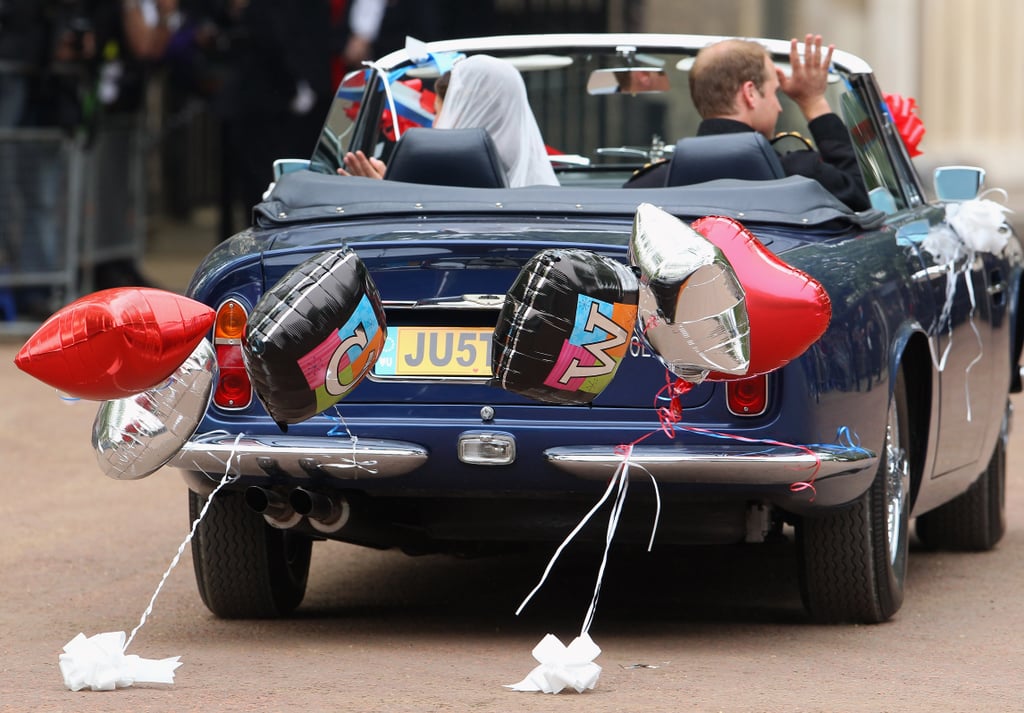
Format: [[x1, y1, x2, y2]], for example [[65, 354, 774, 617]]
[[0, 127, 84, 334], [0, 114, 148, 334], [78, 114, 148, 295]]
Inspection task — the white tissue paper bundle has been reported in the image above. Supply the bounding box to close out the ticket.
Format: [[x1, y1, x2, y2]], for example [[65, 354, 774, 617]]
[[925, 197, 1012, 264], [59, 631, 182, 692], [921, 223, 965, 266], [948, 198, 1011, 254], [505, 633, 602, 694]]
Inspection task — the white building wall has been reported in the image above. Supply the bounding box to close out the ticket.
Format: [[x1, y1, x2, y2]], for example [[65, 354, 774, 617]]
[[636, 0, 1024, 186]]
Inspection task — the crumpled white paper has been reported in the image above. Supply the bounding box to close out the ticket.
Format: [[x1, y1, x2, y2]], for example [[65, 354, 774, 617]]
[[924, 196, 1012, 264], [920, 195, 1012, 420], [505, 633, 602, 694], [59, 631, 182, 692], [947, 197, 1012, 254], [921, 223, 965, 266]]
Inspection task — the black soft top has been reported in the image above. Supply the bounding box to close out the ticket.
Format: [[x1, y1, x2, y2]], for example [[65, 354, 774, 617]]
[[255, 170, 884, 232]]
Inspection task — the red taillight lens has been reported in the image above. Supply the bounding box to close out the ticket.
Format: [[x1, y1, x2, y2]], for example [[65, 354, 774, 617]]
[[212, 299, 252, 409], [726, 375, 768, 416]]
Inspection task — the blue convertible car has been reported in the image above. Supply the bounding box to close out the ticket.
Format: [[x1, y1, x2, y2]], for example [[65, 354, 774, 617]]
[[170, 34, 1022, 624]]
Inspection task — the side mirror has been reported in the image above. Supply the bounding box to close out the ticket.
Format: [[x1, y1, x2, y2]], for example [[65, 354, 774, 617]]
[[273, 158, 312, 180], [933, 165, 985, 201]]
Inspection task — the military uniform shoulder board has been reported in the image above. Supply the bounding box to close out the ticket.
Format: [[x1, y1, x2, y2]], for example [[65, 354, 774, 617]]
[[624, 158, 670, 187], [770, 131, 815, 152]]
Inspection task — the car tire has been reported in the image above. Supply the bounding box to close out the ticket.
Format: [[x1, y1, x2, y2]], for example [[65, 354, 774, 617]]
[[915, 430, 1007, 552], [796, 370, 911, 624], [189, 487, 312, 618]]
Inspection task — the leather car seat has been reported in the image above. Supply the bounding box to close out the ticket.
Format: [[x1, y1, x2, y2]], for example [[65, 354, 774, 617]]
[[665, 132, 786, 186], [383, 127, 508, 188]]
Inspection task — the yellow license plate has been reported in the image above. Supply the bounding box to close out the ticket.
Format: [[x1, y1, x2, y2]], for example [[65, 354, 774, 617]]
[[374, 327, 493, 377]]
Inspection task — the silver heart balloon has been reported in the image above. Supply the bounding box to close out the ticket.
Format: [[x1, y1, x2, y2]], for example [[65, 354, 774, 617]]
[[628, 203, 749, 382], [92, 338, 217, 480]]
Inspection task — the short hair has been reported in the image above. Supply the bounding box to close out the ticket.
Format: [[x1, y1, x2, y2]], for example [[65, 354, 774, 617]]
[[689, 39, 771, 118]]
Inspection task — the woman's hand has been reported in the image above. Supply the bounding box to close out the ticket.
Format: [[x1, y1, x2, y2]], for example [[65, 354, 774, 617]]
[[337, 151, 387, 179]]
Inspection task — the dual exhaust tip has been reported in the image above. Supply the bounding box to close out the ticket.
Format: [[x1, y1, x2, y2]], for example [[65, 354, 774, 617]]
[[244, 486, 350, 533]]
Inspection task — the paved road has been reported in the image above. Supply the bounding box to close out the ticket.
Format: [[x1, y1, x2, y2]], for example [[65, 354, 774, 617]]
[[3, 341, 1024, 712]]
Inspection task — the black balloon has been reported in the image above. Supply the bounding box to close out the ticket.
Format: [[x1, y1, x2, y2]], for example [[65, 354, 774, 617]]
[[244, 248, 386, 429], [492, 248, 639, 405]]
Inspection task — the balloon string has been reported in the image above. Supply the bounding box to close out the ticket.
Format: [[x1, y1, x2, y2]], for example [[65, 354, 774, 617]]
[[124, 433, 243, 652], [673, 424, 822, 499], [648, 371, 822, 497], [580, 454, 629, 636], [324, 408, 380, 474], [514, 458, 624, 618], [514, 443, 661, 638], [515, 370, 856, 635]]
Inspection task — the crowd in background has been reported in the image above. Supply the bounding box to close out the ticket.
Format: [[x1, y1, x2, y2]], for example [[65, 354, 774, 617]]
[[0, 0, 496, 320]]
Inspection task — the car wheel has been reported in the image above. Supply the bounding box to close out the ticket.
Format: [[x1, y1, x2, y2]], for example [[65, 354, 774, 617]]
[[916, 426, 1007, 552], [189, 487, 312, 618], [797, 370, 911, 624]]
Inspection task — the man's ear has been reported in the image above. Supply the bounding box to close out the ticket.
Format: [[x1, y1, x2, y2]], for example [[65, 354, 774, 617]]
[[739, 80, 759, 109]]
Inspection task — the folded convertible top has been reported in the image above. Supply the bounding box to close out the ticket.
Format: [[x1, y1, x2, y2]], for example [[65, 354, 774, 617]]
[[255, 170, 885, 231]]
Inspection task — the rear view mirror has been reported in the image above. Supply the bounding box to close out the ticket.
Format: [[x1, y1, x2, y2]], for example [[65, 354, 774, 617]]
[[587, 67, 670, 95], [934, 165, 985, 201]]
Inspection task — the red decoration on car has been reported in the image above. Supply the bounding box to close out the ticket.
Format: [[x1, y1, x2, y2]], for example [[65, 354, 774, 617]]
[[14, 288, 215, 400], [884, 93, 925, 158], [691, 216, 832, 380]]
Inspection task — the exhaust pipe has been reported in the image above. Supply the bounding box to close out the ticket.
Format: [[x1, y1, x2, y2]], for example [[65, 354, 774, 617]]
[[245, 486, 301, 529], [290, 488, 351, 534]]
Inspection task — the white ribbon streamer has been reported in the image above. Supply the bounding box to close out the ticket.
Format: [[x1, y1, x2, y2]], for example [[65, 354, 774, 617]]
[[60, 434, 243, 691], [508, 446, 662, 693], [922, 196, 1012, 421]]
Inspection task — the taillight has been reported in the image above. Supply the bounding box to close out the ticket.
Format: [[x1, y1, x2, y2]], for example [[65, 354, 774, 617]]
[[726, 375, 768, 416], [213, 299, 252, 409]]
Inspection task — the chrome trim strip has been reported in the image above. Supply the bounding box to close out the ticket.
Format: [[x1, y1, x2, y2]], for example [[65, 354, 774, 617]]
[[376, 34, 873, 76], [367, 373, 492, 384], [544, 444, 877, 483], [383, 294, 506, 309], [169, 434, 428, 479]]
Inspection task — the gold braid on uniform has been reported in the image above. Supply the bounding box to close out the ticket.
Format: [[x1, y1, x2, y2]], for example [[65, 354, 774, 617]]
[[771, 131, 815, 152], [629, 158, 669, 178]]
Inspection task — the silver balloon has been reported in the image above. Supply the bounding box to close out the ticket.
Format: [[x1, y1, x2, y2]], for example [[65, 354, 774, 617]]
[[92, 338, 217, 480], [628, 203, 750, 382]]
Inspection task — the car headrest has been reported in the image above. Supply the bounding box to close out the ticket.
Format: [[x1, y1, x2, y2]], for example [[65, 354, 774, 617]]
[[383, 127, 508, 188], [666, 132, 786, 186]]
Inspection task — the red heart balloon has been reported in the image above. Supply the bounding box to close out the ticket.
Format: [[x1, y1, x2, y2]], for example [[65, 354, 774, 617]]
[[14, 287, 215, 400], [691, 216, 831, 380]]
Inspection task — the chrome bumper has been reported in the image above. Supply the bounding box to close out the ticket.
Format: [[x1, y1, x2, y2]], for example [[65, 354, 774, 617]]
[[169, 433, 428, 479], [169, 434, 875, 487], [544, 444, 877, 483]]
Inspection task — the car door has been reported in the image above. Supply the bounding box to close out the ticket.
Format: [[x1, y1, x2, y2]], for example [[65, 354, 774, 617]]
[[897, 211, 996, 474], [840, 75, 996, 475]]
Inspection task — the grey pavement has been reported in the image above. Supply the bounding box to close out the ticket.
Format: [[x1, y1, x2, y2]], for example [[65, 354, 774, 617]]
[[143, 206, 223, 296]]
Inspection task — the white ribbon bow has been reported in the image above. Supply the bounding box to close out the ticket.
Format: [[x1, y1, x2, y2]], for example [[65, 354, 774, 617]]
[[504, 633, 602, 694], [59, 631, 182, 692]]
